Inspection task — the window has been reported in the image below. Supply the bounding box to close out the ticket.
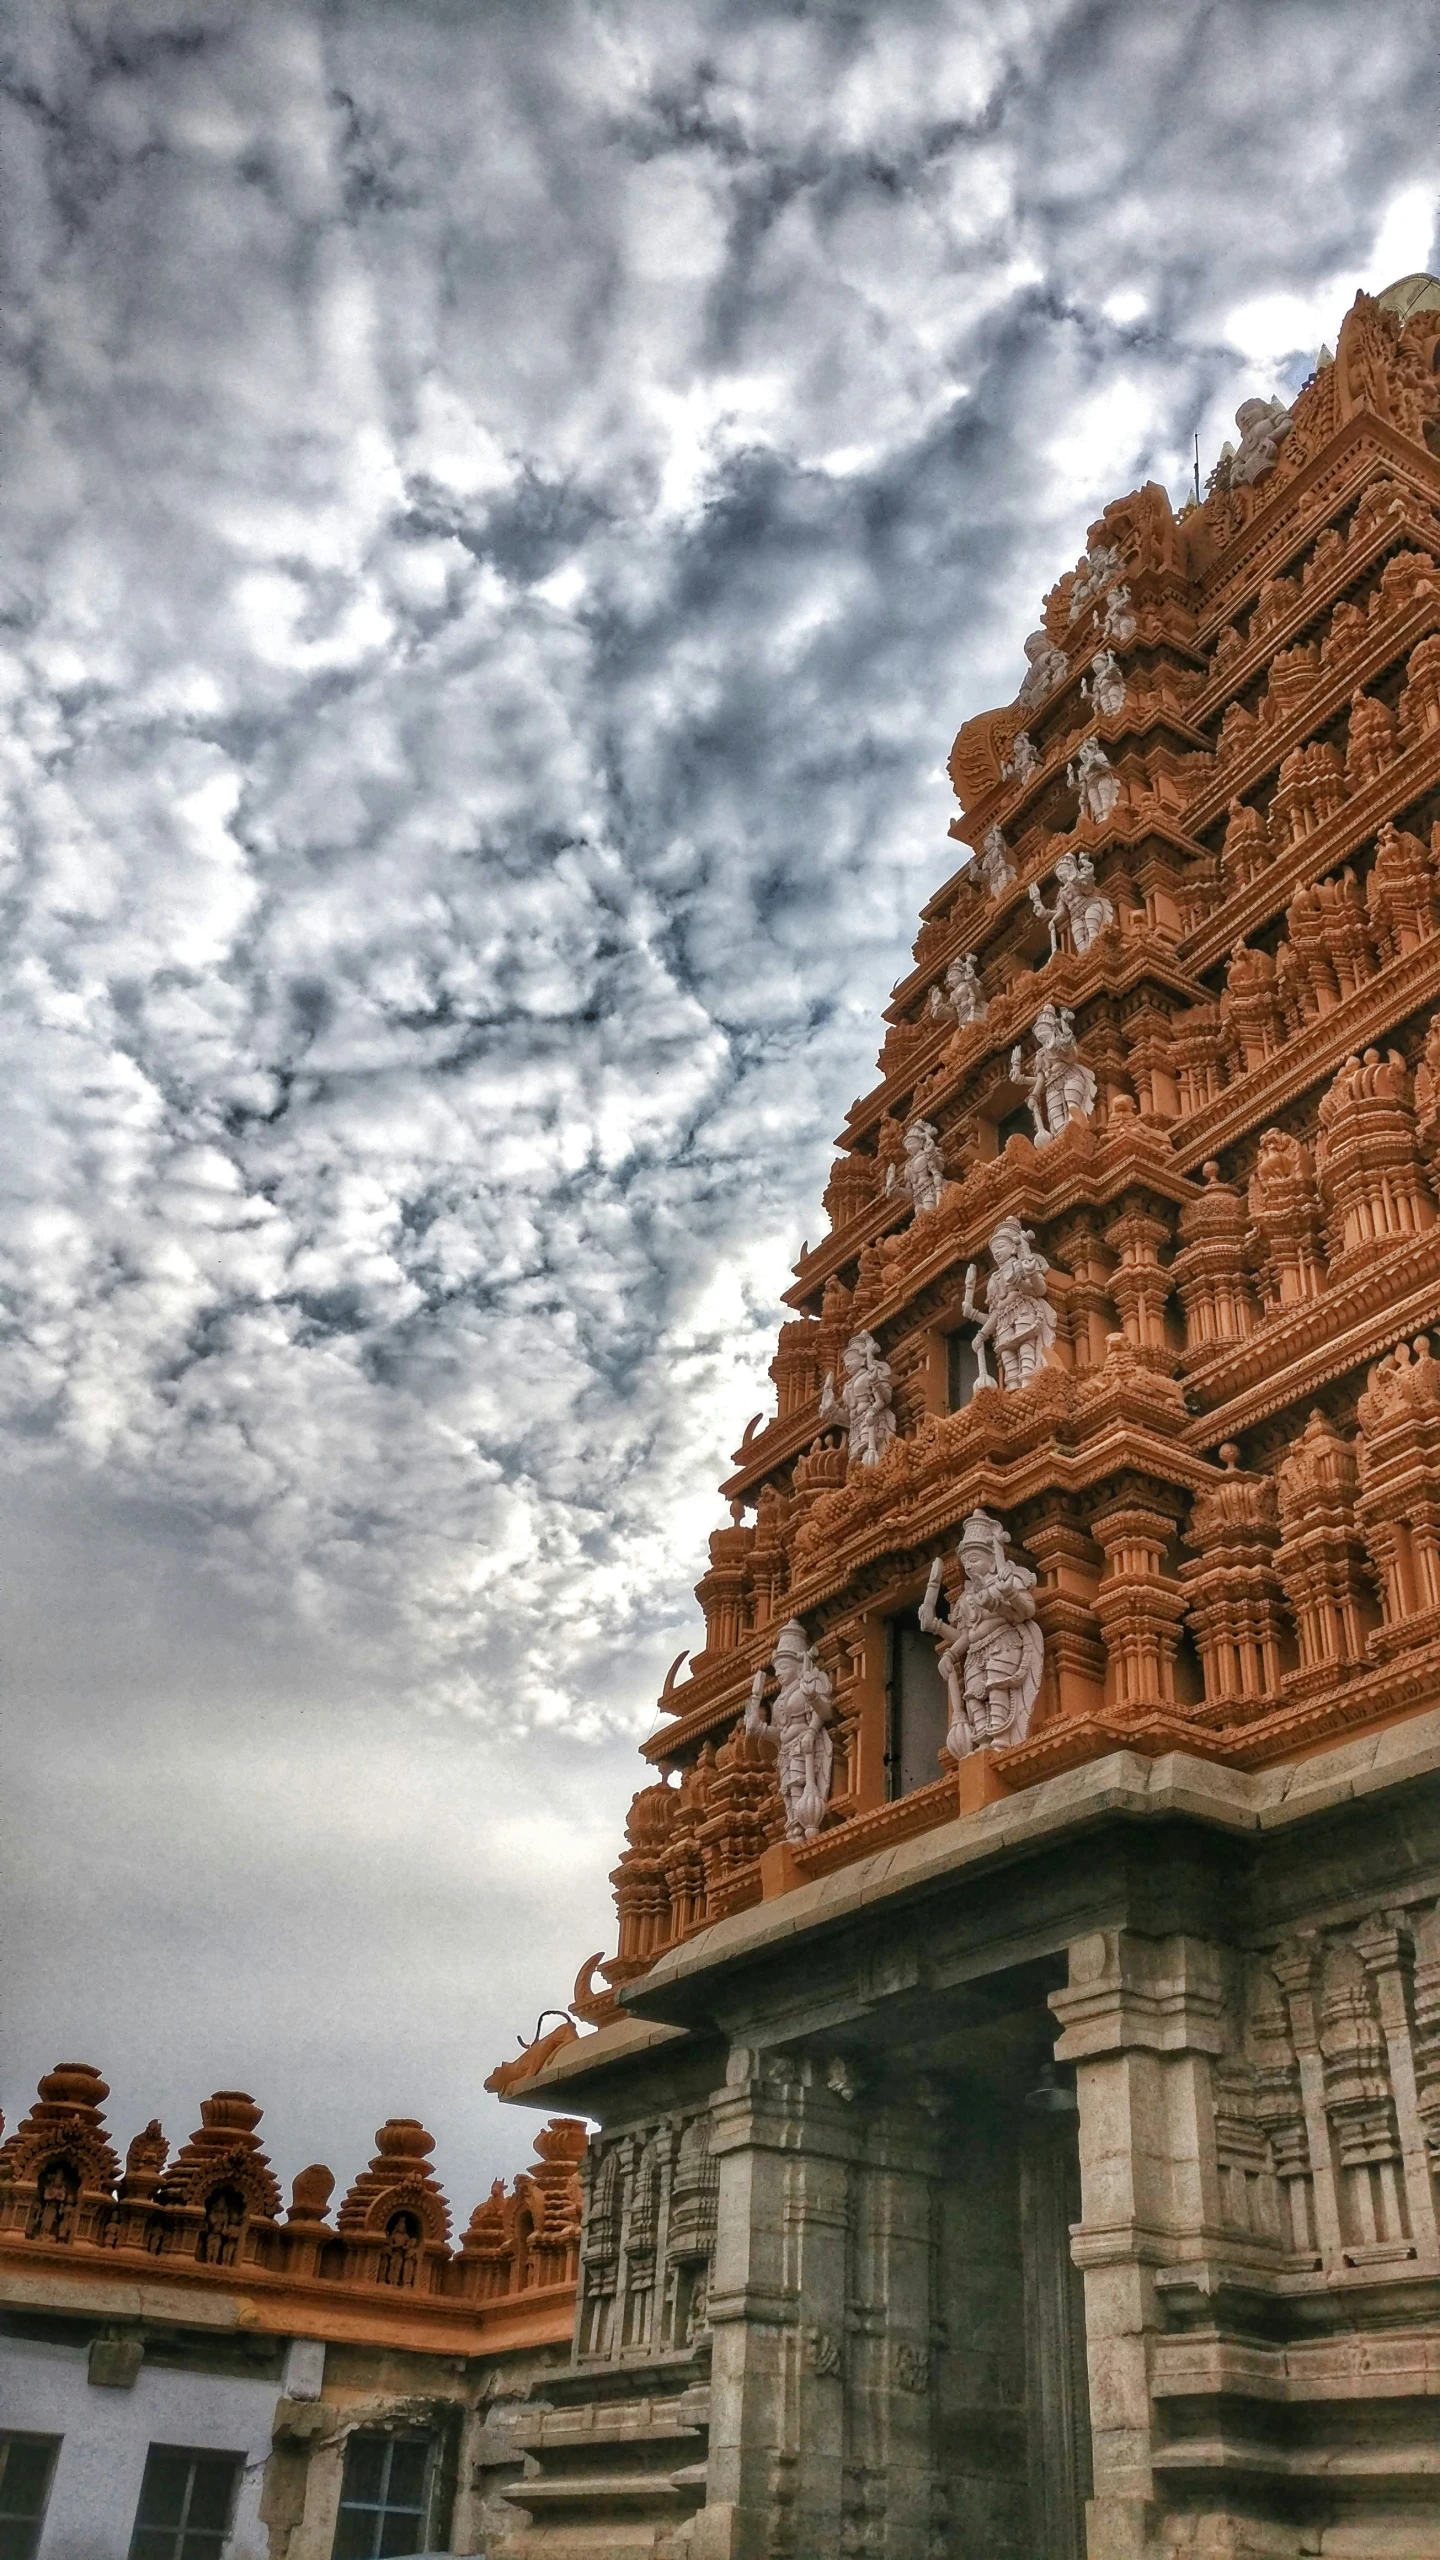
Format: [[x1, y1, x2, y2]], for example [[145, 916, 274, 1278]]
[[886, 1616, 950, 1799], [333, 2433, 435, 2560], [947, 1331, 979, 1411], [128, 2447, 243, 2560], [0, 2435, 60, 2560]]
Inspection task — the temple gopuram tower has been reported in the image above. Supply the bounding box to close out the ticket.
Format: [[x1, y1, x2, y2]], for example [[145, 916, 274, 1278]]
[[491, 278, 1440, 2560]]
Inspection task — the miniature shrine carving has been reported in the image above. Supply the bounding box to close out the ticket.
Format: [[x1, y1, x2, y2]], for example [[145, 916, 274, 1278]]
[[960, 1217, 1057, 1388], [744, 1620, 834, 1839], [918, 1509, 1044, 1755]]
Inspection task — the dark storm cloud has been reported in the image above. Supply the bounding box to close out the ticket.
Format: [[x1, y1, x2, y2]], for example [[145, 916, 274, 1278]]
[[0, 0, 1437, 2202]]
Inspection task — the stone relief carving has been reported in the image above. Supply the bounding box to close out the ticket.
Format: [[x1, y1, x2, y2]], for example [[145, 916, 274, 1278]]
[[1068, 734, 1122, 824], [1001, 727, 1040, 780], [919, 1508, 1044, 1755], [1100, 581, 1136, 645], [1082, 645, 1127, 717], [1028, 846, 1116, 955], [977, 821, 1015, 895], [1017, 628, 1068, 710], [1068, 540, 1124, 621], [885, 1117, 945, 1213], [1229, 395, 1293, 487], [927, 950, 988, 1027], [745, 1619, 835, 1841], [960, 1217, 1057, 1389], [820, 1330, 897, 1467], [1010, 1003, 1098, 1146]]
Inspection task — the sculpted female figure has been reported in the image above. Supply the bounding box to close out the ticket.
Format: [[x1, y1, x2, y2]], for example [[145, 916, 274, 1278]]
[[744, 1621, 834, 1840]]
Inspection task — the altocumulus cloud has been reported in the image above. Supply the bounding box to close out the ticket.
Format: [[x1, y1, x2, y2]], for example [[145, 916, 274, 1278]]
[[1, 0, 1438, 2200]]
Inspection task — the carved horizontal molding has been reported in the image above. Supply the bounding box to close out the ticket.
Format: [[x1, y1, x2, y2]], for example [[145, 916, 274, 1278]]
[[1190, 496, 1440, 726], [1180, 611, 1440, 971], [1171, 931, 1440, 1174], [1197, 415, 1439, 635], [1182, 1228, 1440, 1446]]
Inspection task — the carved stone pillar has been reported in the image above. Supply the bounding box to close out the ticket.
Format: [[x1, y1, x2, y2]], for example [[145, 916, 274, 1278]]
[[1050, 1930, 1229, 2558], [1090, 1485, 1188, 1715], [1170, 1165, 1257, 1350], [700, 2050, 863, 2560], [1022, 1502, 1106, 1727], [1103, 1204, 1177, 1372]]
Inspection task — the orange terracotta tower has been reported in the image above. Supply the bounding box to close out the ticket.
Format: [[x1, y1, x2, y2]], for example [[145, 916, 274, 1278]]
[[496, 280, 1440, 2560]]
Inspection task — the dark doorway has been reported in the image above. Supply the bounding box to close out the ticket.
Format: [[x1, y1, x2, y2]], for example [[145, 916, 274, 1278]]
[[947, 1331, 980, 1409], [886, 1617, 950, 1798]]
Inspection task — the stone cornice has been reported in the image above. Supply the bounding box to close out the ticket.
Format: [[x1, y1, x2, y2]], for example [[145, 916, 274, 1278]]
[[1196, 415, 1440, 635], [1188, 495, 1440, 730]]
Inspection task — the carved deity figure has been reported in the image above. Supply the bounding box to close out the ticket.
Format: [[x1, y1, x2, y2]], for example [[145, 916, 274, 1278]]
[[928, 950, 989, 1027], [1068, 540, 1124, 622], [977, 822, 1015, 895], [1002, 728, 1040, 780], [744, 1620, 834, 1840], [819, 1331, 897, 1468], [1017, 629, 1068, 710], [1010, 1003, 1098, 1146], [960, 1217, 1057, 1389], [1028, 847, 1116, 956], [919, 1510, 1044, 1757], [1068, 734, 1121, 825], [886, 1117, 945, 1214], [1083, 646, 1127, 718], [1100, 583, 1137, 645], [1229, 396, 1292, 488]]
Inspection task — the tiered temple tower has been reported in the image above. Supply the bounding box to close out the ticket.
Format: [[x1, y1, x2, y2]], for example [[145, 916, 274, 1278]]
[[494, 279, 1440, 2560]]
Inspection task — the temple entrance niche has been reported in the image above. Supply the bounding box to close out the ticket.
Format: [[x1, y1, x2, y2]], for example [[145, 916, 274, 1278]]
[[935, 1983, 1091, 2560]]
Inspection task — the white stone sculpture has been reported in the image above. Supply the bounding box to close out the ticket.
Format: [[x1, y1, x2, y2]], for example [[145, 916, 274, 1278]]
[[1002, 728, 1040, 781], [927, 951, 988, 1027], [918, 1509, 1044, 1756], [977, 822, 1015, 895], [1100, 583, 1136, 646], [1229, 396, 1292, 487], [744, 1620, 834, 1839], [1068, 734, 1121, 825], [1009, 1002, 1098, 1146], [1083, 646, 1126, 718], [885, 1118, 945, 1214], [1028, 847, 1116, 956], [819, 1331, 896, 1468], [960, 1217, 1057, 1390], [1017, 629, 1068, 710], [1068, 540, 1124, 622]]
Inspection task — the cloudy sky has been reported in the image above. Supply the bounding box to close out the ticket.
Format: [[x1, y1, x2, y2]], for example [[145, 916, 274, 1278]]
[[2, 0, 1438, 2218]]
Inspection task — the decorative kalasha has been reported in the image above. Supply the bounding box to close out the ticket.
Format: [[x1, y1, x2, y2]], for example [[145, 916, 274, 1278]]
[[744, 1620, 834, 1839], [541, 277, 1440, 2024], [0, 2064, 584, 2315], [1009, 1002, 1098, 1145], [919, 1509, 1044, 1755], [977, 821, 1015, 894], [886, 1117, 945, 1212], [1028, 847, 1116, 955], [927, 950, 988, 1026], [960, 1217, 1056, 1388], [819, 1330, 896, 1465]]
